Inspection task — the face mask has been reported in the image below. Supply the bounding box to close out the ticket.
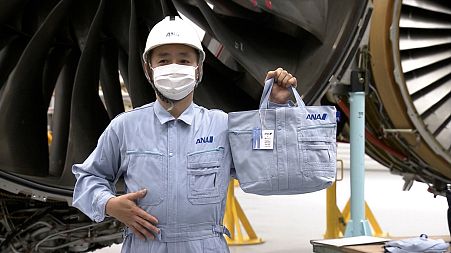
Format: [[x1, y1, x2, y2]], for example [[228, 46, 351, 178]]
[[152, 64, 198, 100]]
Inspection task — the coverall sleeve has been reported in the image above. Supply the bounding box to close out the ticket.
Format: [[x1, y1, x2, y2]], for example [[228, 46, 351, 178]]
[[72, 124, 121, 223]]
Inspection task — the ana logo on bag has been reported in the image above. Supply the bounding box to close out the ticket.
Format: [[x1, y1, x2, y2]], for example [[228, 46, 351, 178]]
[[306, 113, 328, 120], [196, 136, 214, 144]]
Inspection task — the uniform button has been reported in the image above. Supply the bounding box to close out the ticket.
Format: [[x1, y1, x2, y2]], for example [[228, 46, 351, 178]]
[[169, 152, 173, 157], [278, 126, 282, 130]]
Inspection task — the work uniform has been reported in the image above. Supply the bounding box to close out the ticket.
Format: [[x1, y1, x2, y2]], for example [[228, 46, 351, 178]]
[[72, 101, 233, 253]]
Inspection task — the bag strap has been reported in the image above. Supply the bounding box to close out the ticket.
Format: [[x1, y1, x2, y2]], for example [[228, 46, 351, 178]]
[[259, 78, 305, 109]]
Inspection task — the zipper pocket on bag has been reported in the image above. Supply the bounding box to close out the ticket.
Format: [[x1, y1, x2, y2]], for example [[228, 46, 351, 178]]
[[229, 130, 253, 135]]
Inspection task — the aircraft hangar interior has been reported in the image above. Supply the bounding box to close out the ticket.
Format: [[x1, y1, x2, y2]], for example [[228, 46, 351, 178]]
[[0, 0, 450, 252]]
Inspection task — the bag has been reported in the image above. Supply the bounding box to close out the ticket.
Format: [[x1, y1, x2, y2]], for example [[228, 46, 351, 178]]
[[228, 78, 337, 195]]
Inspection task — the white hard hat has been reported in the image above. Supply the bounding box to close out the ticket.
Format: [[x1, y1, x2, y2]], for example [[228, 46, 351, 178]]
[[142, 16, 205, 65]]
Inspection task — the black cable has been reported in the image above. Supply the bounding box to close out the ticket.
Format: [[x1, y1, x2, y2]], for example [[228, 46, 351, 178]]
[[0, 206, 52, 251]]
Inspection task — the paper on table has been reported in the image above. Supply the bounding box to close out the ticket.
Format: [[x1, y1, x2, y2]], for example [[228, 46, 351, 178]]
[[311, 236, 389, 247]]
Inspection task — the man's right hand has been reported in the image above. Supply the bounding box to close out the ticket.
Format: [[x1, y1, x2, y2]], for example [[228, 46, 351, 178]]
[[106, 189, 159, 240]]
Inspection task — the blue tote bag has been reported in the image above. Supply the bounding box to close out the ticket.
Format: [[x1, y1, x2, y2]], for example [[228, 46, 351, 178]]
[[228, 78, 337, 195]]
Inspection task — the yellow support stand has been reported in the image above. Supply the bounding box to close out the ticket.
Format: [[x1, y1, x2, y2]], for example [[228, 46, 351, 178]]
[[324, 160, 388, 238], [223, 179, 264, 245], [364, 201, 387, 237], [324, 181, 347, 239]]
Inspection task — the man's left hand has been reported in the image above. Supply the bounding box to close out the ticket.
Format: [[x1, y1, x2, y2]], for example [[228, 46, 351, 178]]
[[265, 67, 297, 104]]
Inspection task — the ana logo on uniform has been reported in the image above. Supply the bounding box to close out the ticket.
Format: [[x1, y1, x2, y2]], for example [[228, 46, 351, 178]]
[[196, 136, 213, 144], [306, 113, 327, 120]]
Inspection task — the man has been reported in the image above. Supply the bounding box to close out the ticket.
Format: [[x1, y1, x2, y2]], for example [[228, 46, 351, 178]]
[[72, 16, 297, 252]]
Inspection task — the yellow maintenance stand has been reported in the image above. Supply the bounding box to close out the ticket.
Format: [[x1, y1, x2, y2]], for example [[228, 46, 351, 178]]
[[324, 160, 388, 238], [223, 179, 264, 245]]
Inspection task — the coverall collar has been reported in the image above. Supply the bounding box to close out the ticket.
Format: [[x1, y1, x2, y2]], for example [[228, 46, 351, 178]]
[[154, 100, 194, 125]]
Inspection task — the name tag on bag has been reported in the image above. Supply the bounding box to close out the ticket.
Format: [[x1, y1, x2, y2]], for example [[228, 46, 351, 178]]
[[252, 128, 274, 150]]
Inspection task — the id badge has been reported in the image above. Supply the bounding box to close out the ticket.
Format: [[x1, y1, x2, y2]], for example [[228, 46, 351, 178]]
[[253, 128, 274, 150]]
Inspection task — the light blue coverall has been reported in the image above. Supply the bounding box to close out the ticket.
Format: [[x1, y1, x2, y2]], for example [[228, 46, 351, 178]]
[[72, 101, 234, 253]]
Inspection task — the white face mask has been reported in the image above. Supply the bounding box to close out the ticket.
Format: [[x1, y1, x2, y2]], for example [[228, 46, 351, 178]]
[[152, 64, 198, 101]]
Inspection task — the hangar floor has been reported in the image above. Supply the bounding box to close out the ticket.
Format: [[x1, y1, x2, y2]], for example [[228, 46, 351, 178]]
[[95, 143, 449, 253]]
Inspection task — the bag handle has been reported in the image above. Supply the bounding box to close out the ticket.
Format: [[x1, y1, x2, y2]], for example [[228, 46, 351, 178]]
[[259, 78, 305, 109]]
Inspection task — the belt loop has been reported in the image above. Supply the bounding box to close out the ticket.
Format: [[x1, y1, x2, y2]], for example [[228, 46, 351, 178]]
[[213, 225, 231, 238]]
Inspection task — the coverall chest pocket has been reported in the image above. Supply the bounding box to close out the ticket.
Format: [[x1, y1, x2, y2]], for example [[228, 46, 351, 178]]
[[126, 151, 166, 206], [187, 147, 224, 205]]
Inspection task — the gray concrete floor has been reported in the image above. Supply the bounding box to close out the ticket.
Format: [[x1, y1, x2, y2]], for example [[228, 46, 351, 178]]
[[95, 143, 449, 252]]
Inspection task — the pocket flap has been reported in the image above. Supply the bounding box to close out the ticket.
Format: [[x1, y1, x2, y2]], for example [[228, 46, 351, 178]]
[[187, 148, 224, 169]]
